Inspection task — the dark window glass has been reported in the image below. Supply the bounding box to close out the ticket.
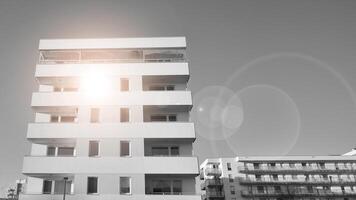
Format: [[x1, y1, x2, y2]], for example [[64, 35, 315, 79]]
[[50, 116, 59, 123], [302, 162, 307, 167], [166, 85, 175, 90], [257, 186, 264, 193], [121, 78, 129, 91], [170, 146, 179, 156], [149, 86, 165, 91], [47, 146, 56, 156], [253, 163, 260, 169], [172, 180, 182, 194], [150, 115, 166, 122], [120, 141, 130, 157], [57, 147, 74, 156], [168, 115, 177, 121], [152, 147, 169, 156], [227, 163, 232, 171], [120, 177, 131, 194], [120, 108, 129, 122], [87, 177, 98, 194], [274, 186, 281, 192], [42, 180, 52, 194], [89, 141, 99, 157], [60, 116, 75, 122], [152, 180, 171, 194]]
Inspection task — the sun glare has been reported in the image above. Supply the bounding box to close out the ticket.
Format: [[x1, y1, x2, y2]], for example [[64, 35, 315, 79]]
[[80, 71, 112, 98]]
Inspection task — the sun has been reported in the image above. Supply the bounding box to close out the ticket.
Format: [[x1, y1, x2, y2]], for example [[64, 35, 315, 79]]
[[80, 71, 112, 98]]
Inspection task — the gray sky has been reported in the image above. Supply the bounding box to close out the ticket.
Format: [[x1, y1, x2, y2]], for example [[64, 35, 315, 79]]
[[1, 0, 356, 196]]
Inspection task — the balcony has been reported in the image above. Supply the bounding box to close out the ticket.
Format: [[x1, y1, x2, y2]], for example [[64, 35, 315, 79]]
[[204, 168, 222, 177], [38, 49, 186, 64], [238, 166, 356, 175], [27, 122, 195, 144], [20, 194, 201, 200], [23, 156, 199, 175], [35, 63, 189, 86], [31, 91, 192, 112], [202, 190, 225, 199], [238, 177, 356, 186], [241, 190, 356, 197], [201, 179, 223, 190]]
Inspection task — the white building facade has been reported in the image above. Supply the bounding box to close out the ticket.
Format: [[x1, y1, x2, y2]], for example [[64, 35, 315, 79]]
[[200, 152, 356, 200], [21, 37, 200, 200]]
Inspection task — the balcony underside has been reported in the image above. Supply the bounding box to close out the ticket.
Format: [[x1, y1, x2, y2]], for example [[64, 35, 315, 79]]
[[23, 156, 199, 175], [31, 92, 192, 111], [27, 122, 196, 144], [239, 169, 356, 175]]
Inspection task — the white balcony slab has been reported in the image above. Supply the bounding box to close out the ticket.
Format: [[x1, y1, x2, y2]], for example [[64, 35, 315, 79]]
[[27, 122, 195, 140], [20, 194, 201, 200], [23, 156, 199, 175], [35, 63, 189, 84], [31, 91, 192, 108], [39, 37, 186, 50]]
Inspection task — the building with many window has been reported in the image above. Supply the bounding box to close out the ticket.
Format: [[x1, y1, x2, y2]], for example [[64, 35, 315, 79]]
[[20, 37, 200, 200], [200, 150, 356, 200]]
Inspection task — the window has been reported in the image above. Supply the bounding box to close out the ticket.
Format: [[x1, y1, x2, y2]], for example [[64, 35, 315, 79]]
[[121, 78, 129, 91], [168, 115, 177, 121], [120, 108, 130, 122], [270, 163, 276, 167], [172, 180, 182, 194], [319, 162, 325, 169], [50, 116, 59, 123], [150, 115, 167, 122], [228, 174, 233, 182], [42, 180, 52, 194], [60, 116, 76, 123], [302, 162, 307, 167], [257, 186, 264, 193], [227, 163, 232, 171], [272, 174, 278, 181], [322, 174, 328, 180], [152, 147, 169, 156], [253, 163, 260, 169], [149, 86, 165, 91], [120, 141, 130, 157], [255, 175, 262, 181], [150, 114, 177, 122], [170, 146, 179, 156], [87, 177, 98, 194], [230, 185, 235, 195], [47, 146, 56, 156], [89, 141, 99, 157], [90, 108, 100, 123], [274, 186, 281, 193], [152, 180, 171, 194], [307, 186, 313, 193], [166, 85, 175, 90], [289, 163, 295, 168], [120, 177, 131, 194], [292, 175, 297, 180], [57, 147, 74, 156]]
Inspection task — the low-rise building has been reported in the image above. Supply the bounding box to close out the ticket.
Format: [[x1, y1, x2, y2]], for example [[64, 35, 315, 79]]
[[200, 149, 356, 200]]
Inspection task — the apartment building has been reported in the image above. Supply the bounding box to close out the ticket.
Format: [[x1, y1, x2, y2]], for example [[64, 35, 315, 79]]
[[200, 150, 356, 200], [21, 37, 200, 200]]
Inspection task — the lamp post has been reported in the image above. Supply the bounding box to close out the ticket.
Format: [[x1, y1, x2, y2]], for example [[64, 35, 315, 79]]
[[63, 177, 68, 200]]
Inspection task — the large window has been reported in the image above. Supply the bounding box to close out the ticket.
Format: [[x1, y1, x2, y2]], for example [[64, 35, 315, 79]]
[[47, 146, 56, 156], [42, 180, 52, 194], [150, 114, 177, 122], [120, 177, 131, 195], [87, 177, 98, 194], [120, 108, 130, 122], [120, 141, 130, 157], [151, 146, 179, 156], [90, 108, 100, 123], [89, 141, 99, 157], [121, 78, 129, 91], [57, 147, 75, 156]]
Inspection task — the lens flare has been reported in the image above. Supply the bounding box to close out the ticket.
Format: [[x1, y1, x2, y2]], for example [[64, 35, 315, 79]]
[[80, 71, 112, 98]]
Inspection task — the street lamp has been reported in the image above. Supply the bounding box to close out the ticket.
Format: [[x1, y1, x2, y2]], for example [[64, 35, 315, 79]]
[[63, 177, 68, 200]]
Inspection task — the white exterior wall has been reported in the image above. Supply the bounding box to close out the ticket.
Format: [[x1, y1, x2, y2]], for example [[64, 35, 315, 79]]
[[21, 37, 199, 200]]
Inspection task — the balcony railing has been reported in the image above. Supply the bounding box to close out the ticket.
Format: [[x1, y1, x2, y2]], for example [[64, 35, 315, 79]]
[[204, 168, 222, 177], [238, 177, 356, 186], [238, 166, 356, 174], [201, 179, 223, 190], [241, 190, 356, 197], [39, 49, 186, 64]]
